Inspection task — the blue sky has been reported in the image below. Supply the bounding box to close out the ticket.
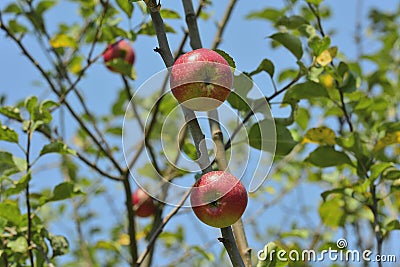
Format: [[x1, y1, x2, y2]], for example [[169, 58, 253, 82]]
[[1, 0, 399, 266]]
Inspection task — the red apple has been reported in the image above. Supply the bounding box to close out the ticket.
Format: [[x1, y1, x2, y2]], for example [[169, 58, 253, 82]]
[[132, 188, 155, 218], [103, 39, 135, 74], [190, 171, 248, 228], [170, 48, 233, 111]]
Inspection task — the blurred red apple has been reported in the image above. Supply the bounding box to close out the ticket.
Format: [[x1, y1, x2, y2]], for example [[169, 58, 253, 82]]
[[103, 39, 135, 74], [190, 171, 247, 228], [132, 188, 155, 218], [170, 48, 233, 111]]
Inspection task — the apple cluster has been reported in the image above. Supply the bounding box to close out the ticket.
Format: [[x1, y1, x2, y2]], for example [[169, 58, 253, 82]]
[[170, 49, 247, 228], [124, 48, 247, 227]]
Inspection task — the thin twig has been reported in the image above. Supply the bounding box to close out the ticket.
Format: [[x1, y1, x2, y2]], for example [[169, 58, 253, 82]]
[[369, 183, 383, 267], [210, 0, 238, 49], [307, 3, 354, 132], [123, 172, 139, 265], [25, 123, 35, 267]]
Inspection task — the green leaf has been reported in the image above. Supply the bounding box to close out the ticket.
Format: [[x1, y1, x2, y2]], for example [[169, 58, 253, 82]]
[[0, 123, 18, 143], [246, 8, 284, 21], [95, 240, 120, 251], [3, 3, 22, 14], [227, 91, 251, 112], [339, 72, 357, 93], [0, 217, 6, 233], [233, 73, 253, 97], [7, 236, 28, 253], [181, 143, 198, 161], [160, 9, 181, 19], [321, 187, 354, 201], [269, 32, 303, 59], [275, 121, 297, 156], [385, 220, 400, 231], [249, 59, 275, 78], [319, 197, 344, 228], [116, 0, 134, 18], [249, 119, 297, 156], [298, 24, 317, 38], [25, 96, 38, 119], [137, 163, 158, 179], [214, 49, 236, 69], [0, 151, 25, 176], [306, 146, 353, 167], [36, 0, 57, 16], [0, 202, 23, 226], [283, 81, 328, 104], [276, 15, 309, 29], [295, 107, 310, 130], [306, 0, 323, 5], [40, 141, 77, 156], [8, 19, 28, 34], [48, 234, 69, 258], [40, 99, 59, 111], [106, 126, 123, 136], [0, 106, 23, 121], [46, 182, 82, 203], [4, 173, 31, 197], [378, 122, 400, 133], [280, 229, 309, 239], [138, 21, 176, 35], [159, 93, 179, 115], [106, 57, 135, 77], [112, 89, 129, 116], [383, 169, 400, 180], [308, 36, 331, 56], [370, 162, 394, 181]]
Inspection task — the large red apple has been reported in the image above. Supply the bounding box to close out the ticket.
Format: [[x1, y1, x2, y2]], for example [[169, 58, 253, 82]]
[[190, 171, 248, 228], [170, 48, 233, 111], [103, 39, 135, 74], [132, 188, 155, 218]]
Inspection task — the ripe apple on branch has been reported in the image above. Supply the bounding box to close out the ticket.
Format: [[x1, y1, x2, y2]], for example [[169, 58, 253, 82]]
[[190, 171, 248, 228], [132, 188, 156, 218], [103, 39, 135, 76], [170, 48, 233, 111]]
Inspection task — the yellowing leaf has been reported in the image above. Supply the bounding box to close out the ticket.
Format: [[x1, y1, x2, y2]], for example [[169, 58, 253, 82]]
[[68, 56, 83, 75], [319, 73, 334, 88], [303, 126, 336, 145], [316, 49, 332, 66], [373, 131, 400, 152], [49, 34, 77, 49], [117, 234, 130, 246]]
